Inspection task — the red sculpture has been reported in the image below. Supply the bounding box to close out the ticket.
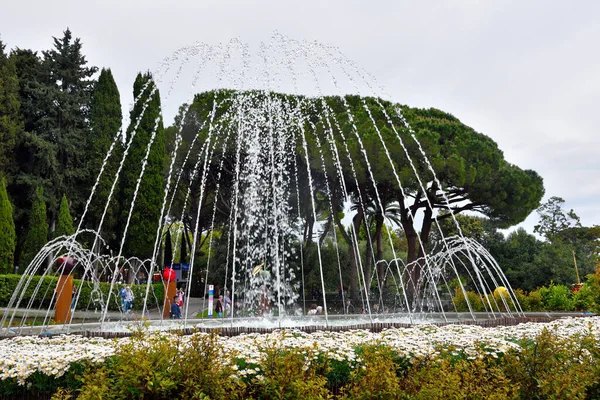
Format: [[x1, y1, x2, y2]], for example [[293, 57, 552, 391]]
[[163, 267, 176, 282], [56, 256, 76, 275]]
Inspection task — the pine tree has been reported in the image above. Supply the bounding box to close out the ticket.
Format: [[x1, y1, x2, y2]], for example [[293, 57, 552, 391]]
[[119, 72, 166, 259], [0, 178, 16, 273], [41, 28, 98, 223], [88, 68, 123, 249], [20, 186, 48, 268], [55, 194, 74, 238], [0, 39, 21, 182]]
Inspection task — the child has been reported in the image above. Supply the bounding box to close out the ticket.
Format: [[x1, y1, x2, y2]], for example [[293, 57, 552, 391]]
[[170, 295, 181, 319], [215, 295, 224, 318]]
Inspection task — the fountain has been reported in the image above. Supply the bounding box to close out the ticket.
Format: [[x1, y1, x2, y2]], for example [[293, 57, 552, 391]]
[[1, 34, 534, 336]]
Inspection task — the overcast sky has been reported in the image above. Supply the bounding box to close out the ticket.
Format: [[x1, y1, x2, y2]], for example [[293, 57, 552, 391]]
[[2, 0, 599, 234]]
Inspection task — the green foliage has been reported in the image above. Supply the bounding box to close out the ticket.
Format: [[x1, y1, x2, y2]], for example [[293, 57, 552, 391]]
[[539, 283, 574, 311], [0, 361, 87, 397], [5, 326, 600, 399], [73, 329, 245, 399], [0, 39, 21, 183], [20, 186, 48, 268], [401, 354, 517, 399], [452, 287, 485, 312], [119, 72, 166, 259], [450, 282, 593, 312], [248, 344, 331, 400], [0, 178, 16, 273], [87, 68, 123, 250], [340, 345, 402, 400], [534, 196, 581, 240], [501, 328, 599, 399], [55, 194, 74, 238]]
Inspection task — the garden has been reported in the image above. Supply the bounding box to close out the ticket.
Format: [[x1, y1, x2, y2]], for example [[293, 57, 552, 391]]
[[1, 316, 600, 399]]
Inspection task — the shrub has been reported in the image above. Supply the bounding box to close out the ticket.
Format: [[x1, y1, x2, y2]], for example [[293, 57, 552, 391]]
[[501, 328, 599, 399], [513, 288, 531, 311], [71, 327, 245, 399], [572, 284, 595, 312], [248, 344, 331, 400], [339, 344, 403, 400], [526, 289, 543, 311], [539, 284, 574, 311], [400, 354, 518, 399], [452, 288, 485, 312]]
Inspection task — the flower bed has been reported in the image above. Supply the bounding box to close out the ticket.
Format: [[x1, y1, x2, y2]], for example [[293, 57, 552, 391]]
[[2, 317, 600, 399]]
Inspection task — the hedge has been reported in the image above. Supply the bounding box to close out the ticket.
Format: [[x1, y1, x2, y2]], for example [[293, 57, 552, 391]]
[[0, 274, 164, 312]]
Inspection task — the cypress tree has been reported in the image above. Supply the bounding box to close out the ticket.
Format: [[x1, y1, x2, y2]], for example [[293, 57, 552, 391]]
[[164, 228, 173, 267], [20, 186, 48, 268], [88, 68, 123, 249], [180, 229, 187, 264], [55, 194, 74, 238], [0, 39, 21, 182], [119, 72, 166, 259], [0, 178, 16, 273]]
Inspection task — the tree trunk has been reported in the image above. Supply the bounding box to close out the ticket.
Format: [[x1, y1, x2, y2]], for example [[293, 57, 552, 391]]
[[375, 213, 385, 293], [352, 208, 365, 298], [400, 196, 419, 306], [331, 185, 361, 301]]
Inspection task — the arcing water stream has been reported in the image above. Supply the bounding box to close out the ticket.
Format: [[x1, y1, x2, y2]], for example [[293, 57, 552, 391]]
[[1, 34, 523, 335]]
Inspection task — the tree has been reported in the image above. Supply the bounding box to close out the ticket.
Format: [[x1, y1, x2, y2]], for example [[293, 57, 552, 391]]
[[0, 38, 21, 182], [387, 106, 545, 300], [9, 30, 97, 239], [55, 194, 74, 238], [87, 68, 123, 249], [40, 28, 98, 223], [534, 196, 599, 283], [164, 91, 545, 302], [20, 186, 48, 268], [534, 196, 581, 240], [164, 228, 173, 267], [0, 178, 16, 273], [119, 72, 166, 260]]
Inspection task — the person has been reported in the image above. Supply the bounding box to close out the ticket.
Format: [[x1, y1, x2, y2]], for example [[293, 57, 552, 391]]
[[308, 304, 317, 315], [215, 295, 224, 318], [119, 286, 127, 312], [170, 295, 181, 319], [224, 290, 232, 316], [176, 288, 185, 307], [316, 306, 323, 315], [71, 286, 78, 311], [124, 286, 134, 312], [345, 299, 355, 314]]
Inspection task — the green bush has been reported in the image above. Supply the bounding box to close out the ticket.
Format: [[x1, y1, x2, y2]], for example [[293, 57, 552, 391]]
[[62, 328, 246, 400], [248, 344, 331, 400], [0, 274, 164, 311], [452, 288, 485, 312], [2, 325, 599, 399], [501, 328, 599, 399], [526, 289, 544, 311], [539, 284, 574, 311]]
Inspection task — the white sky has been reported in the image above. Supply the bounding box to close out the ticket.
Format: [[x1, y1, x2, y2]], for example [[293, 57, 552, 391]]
[[2, 0, 599, 234]]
